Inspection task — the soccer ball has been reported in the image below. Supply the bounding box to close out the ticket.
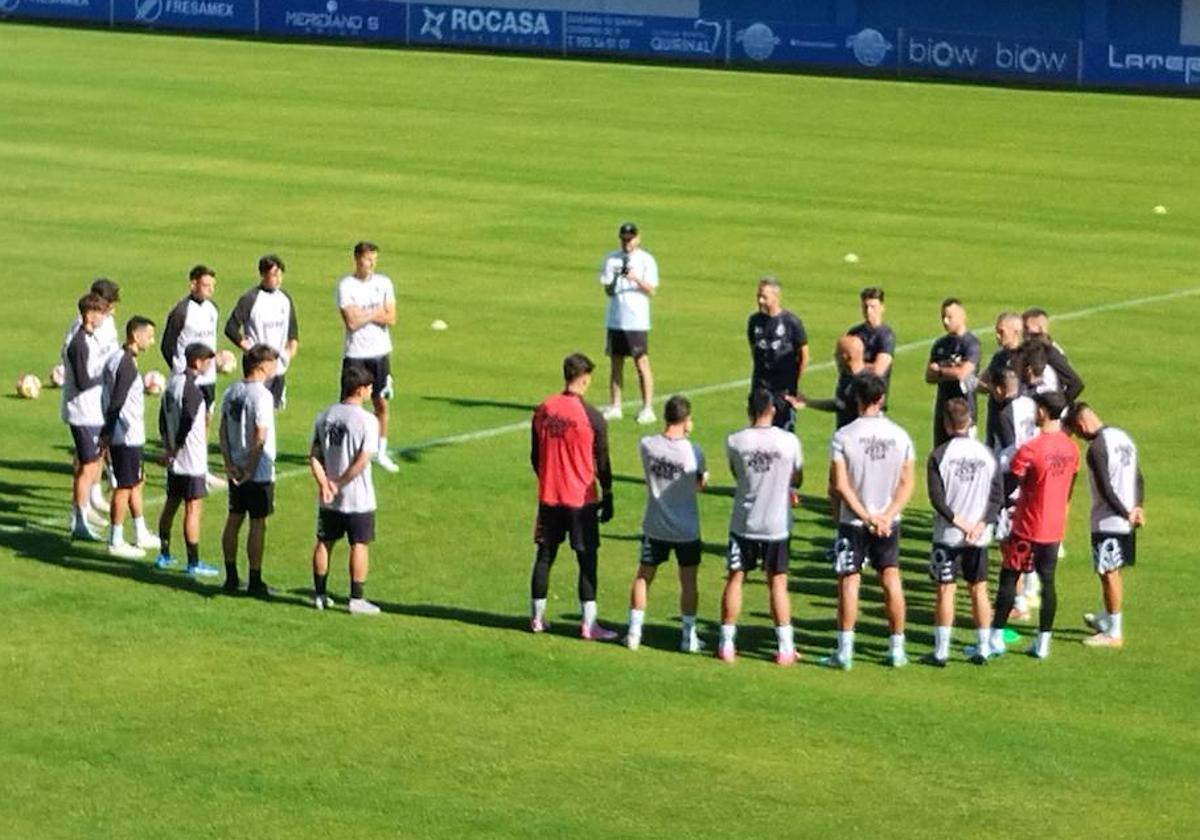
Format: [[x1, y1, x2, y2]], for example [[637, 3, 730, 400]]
[[49, 364, 66, 387], [143, 370, 166, 395], [214, 350, 237, 374], [15, 373, 42, 399]]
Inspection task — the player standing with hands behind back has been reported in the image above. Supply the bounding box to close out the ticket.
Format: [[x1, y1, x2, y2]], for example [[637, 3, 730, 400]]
[[599, 222, 659, 425], [339, 241, 400, 473]]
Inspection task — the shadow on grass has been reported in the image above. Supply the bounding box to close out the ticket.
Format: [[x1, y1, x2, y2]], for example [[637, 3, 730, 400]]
[[421, 395, 537, 413]]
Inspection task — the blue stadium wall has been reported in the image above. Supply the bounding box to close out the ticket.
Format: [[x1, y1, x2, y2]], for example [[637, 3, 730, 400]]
[[3, 0, 1200, 95]]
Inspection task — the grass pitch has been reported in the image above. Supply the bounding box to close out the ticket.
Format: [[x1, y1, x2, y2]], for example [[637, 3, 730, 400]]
[[1, 21, 1199, 838]]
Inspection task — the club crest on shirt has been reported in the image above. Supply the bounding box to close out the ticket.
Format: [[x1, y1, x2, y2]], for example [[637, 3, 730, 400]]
[[860, 436, 896, 461], [647, 456, 684, 482], [951, 457, 986, 483], [542, 413, 576, 439], [1046, 452, 1075, 475], [745, 449, 781, 473], [324, 421, 348, 447], [1114, 443, 1134, 467]]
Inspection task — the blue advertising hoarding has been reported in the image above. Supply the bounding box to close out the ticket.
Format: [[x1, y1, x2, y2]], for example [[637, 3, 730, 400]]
[[112, 0, 255, 32], [0, 0, 110, 24], [563, 13, 724, 63], [900, 28, 1078, 84], [259, 0, 406, 42], [1082, 41, 1200, 91], [408, 3, 561, 52], [728, 21, 897, 74]]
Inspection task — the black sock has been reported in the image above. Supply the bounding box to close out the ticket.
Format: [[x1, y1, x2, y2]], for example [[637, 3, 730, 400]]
[[350, 580, 364, 600], [160, 534, 171, 557], [250, 568, 263, 587], [186, 542, 199, 566], [314, 573, 328, 596], [224, 562, 239, 585]]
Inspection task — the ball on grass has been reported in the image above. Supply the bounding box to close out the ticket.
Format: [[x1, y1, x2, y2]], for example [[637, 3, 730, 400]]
[[843, 252, 860, 264], [214, 350, 238, 374], [143, 370, 166, 395], [16, 374, 42, 399]]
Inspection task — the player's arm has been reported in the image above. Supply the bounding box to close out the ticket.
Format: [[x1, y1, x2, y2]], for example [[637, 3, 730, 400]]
[[879, 458, 916, 534], [587, 406, 614, 522], [529, 411, 541, 476], [242, 422, 268, 482], [66, 331, 98, 389], [339, 304, 372, 332], [101, 356, 136, 444], [830, 458, 871, 524], [926, 450, 959, 526], [627, 255, 657, 297], [371, 300, 396, 327], [796, 343, 809, 380], [224, 290, 255, 351], [1047, 346, 1084, 401], [866, 352, 893, 378], [173, 384, 203, 453], [161, 300, 187, 367], [218, 409, 234, 479], [284, 292, 300, 360], [1131, 467, 1146, 526], [1086, 441, 1130, 519]]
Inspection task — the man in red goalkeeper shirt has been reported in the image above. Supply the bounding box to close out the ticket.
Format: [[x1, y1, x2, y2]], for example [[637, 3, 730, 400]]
[[980, 390, 1079, 660], [529, 353, 618, 641]]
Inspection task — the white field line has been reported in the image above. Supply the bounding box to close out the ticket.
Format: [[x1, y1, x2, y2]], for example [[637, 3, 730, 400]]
[[40, 283, 1189, 525]]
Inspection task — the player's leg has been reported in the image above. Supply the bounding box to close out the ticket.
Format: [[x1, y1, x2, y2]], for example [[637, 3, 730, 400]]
[[633, 350, 654, 423], [626, 539, 658, 650], [1029, 544, 1058, 658], [1089, 570, 1124, 644], [925, 545, 954, 665], [108, 485, 134, 555], [127, 458, 158, 550], [347, 514, 379, 615], [221, 508, 245, 592], [529, 504, 562, 632], [989, 543, 1022, 655], [824, 525, 863, 669], [607, 353, 624, 416], [70, 427, 104, 538], [1085, 533, 1130, 646], [718, 569, 745, 661], [767, 568, 796, 665], [312, 539, 333, 608], [573, 504, 615, 640], [181, 497, 214, 576], [245, 516, 268, 596], [677, 541, 702, 652], [156, 492, 182, 567], [876, 530, 907, 666]]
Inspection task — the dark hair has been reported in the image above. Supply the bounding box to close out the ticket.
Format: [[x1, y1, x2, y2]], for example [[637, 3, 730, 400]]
[[664, 394, 691, 425], [341, 363, 375, 399], [78, 292, 108, 315], [184, 342, 215, 366], [1033, 389, 1068, 420], [90, 278, 120, 303], [941, 297, 963, 310], [562, 352, 594, 383], [353, 241, 379, 258], [943, 397, 972, 432], [258, 254, 285, 275], [1022, 307, 1049, 321], [243, 343, 280, 376], [1017, 337, 1049, 380], [1064, 400, 1094, 434], [125, 315, 155, 341], [853, 373, 887, 410], [748, 387, 774, 419], [860, 286, 884, 303], [189, 265, 215, 282]]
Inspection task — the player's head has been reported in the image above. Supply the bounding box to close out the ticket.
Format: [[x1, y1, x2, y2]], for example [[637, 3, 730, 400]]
[[994, 311, 1023, 350], [562, 352, 594, 391], [188, 264, 216, 301], [663, 394, 692, 431], [835, 333, 864, 375], [618, 221, 639, 252], [1065, 401, 1102, 440], [78, 292, 108, 328], [859, 287, 885, 325], [340, 363, 375, 401], [243, 343, 280, 379], [353, 241, 379, 277], [853, 372, 887, 414], [1000, 367, 1021, 399], [258, 254, 285, 289], [1033, 389, 1067, 425], [184, 342, 215, 372], [125, 315, 156, 352], [1018, 337, 1049, 382], [747, 387, 775, 422], [90, 278, 120, 307], [942, 397, 973, 437], [1022, 307, 1050, 339], [941, 298, 966, 334], [757, 276, 782, 314]]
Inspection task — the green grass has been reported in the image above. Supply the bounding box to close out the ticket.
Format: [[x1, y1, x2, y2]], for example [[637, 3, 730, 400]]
[[2, 21, 1200, 838]]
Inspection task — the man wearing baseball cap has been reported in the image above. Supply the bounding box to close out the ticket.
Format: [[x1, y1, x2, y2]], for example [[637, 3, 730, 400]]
[[598, 222, 659, 425]]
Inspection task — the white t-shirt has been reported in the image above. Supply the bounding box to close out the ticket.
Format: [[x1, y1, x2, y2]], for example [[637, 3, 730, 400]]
[[338, 273, 395, 359], [64, 313, 120, 365], [639, 434, 705, 543], [830, 414, 915, 525], [599, 247, 658, 331], [312, 402, 380, 514], [726, 425, 803, 541], [220, 380, 276, 483]]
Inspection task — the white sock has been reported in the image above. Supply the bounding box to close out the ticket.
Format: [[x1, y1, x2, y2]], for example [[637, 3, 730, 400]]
[[378, 437, 389, 456], [628, 608, 645, 637], [73, 505, 88, 528], [990, 628, 1006, 650], [581, 600, 598, 627], [681, 614, 696, 636], [837, 630, 855, 660], [976, 627, 991, 656], [1023, 573, 1039, 597], [1109, 612, 1123, 639], [1014, 594, 1028, 612], [1036, 631, 1052, 658], [109, 524, 125, 547], [934, 626, 951, 660], [133, 516, 149, 537], [531, 598, 546, 621], [889, 633, 905, 656], [1095, 608, 1112, 633], [775, 624, 794, 655], [719, 624, 736, 648]]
